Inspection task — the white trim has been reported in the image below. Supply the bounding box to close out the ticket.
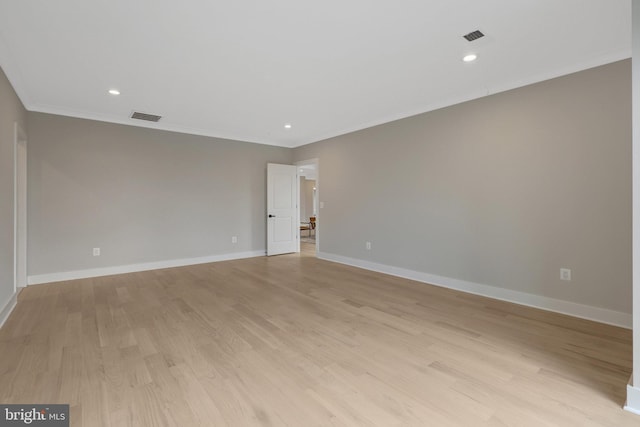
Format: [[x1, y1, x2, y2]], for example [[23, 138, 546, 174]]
[[317, 251, 632, 329], [28, 250, 265, 285], [625, 382, 640, 415], [0, 292, 18, 329]]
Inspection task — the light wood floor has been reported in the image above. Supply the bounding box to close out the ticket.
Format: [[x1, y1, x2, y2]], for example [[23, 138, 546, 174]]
[[1, 244, 637, 426]]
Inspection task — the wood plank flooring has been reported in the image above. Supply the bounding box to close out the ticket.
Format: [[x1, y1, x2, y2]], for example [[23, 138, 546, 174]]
[[0, 244, 637, 426]]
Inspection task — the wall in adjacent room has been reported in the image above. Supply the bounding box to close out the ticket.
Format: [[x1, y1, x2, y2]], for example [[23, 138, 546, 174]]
[[294, 60, 632, 322], [301, 179, 315, 222]]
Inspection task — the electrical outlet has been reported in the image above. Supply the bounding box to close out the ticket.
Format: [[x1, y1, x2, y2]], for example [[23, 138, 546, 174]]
[[366, 241, 372, 250], [231, 236, 238, 244], [560, 268, 571, 281], [93, 247, 100, 256], [320, 201, 325, 209]]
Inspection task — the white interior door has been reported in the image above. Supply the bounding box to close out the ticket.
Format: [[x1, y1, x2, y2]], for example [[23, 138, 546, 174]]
[[267, 163, 298, 256]]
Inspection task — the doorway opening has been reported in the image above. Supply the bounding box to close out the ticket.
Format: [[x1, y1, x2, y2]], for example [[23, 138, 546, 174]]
[[296, 159, 319, 256]]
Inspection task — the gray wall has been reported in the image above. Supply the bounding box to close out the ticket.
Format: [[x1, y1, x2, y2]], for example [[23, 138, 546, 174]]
[[8, 59, 634, 316], [294, 59, 632, 313], [27, 113, 291, 275], [0, 67, 27, 310], [632, 0, 640, 390]]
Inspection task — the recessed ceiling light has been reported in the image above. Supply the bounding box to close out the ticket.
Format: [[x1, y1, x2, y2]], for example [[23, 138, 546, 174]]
[[284, 123, 292, 129], [108, 89, 120, 95], [463, 54, 477, 63]]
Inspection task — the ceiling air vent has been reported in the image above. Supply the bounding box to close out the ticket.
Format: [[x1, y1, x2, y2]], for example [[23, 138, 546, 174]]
[[463, 30, 485, 42], [130, 111, 162, 122]]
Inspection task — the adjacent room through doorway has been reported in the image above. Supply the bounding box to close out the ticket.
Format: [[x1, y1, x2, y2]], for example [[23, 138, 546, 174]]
[[297, 159, 318, 255]]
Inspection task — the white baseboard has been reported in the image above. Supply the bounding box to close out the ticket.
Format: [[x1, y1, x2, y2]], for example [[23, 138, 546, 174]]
[[28, 250, 266, 285], [317, 251, 632, 329], [0, 292, 18, 329], [625, 379, 640, 415]]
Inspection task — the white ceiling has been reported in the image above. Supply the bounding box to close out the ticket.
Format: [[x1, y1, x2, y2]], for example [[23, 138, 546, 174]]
[[0, 1, 631, 148]]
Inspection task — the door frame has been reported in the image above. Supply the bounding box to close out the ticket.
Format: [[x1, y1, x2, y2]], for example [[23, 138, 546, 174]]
[[13, 122, 27, 290], [295, 158, 319, 254]]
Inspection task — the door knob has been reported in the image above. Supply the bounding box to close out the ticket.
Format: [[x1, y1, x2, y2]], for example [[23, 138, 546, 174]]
[[268, 214, 276, 218]]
